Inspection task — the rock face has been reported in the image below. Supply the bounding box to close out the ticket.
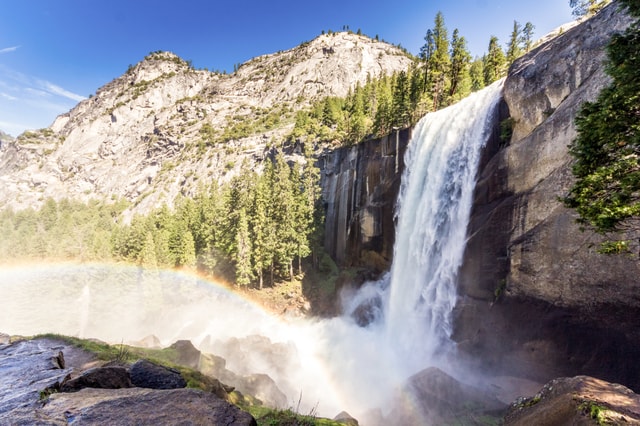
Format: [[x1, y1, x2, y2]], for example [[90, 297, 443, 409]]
[[0, 338, 74, 423], [504, 376, 640, 425], [320, 128, 411, 267], [0, 33, 412, 218], [456, 2, 640, 391]]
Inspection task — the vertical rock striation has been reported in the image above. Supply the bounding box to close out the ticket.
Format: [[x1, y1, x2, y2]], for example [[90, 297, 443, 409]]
[[320, 128, 411, 269]]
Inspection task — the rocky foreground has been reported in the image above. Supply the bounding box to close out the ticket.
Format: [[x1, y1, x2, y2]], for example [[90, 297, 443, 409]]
[[2, 335, 639, 425], [0, 336, 256, 425]]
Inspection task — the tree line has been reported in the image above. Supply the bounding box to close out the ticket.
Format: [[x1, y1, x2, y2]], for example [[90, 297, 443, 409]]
[[291, 12, 534, 146], [0, 147, 322, 288]]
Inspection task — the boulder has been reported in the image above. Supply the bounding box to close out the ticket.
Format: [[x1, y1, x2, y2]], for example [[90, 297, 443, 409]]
[[198, 349, 287, 407], [169, 339, 201, 369], [129, 359, 186, 389], [387, 367, 506, 425], [333, 410, 359, 425], [504, 376, 640, 425], [240, 373, 288, 408], [60, 366, 132, 392], [41, 387, 257, 425], [0, 337, 256, 425]]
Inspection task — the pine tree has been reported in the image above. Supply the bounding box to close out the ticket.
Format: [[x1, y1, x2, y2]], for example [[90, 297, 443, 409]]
[[484, 36, 506, 85], [272, 152, 298, 281], [449, 29, 472, 101], [373, 75, 393, 135], [302, 142, 323, 269], [234, 208, 253, 286], [392, 71, 412, 127], [139, 231, 158, 268], [420, 29, 435, 94], [251, 163, 276, 288], [506, 21, 523, 66], [430, 12, 451, 110], [408, 63, 426, 120], [522, 22, 535, 53], [469, 58, 485, 92]]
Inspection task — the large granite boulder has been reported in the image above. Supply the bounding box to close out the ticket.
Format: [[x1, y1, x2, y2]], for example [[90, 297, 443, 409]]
[[129, 359, 186, 389], [169, 339, 202, 369], [41, 387, 257, 425], [385, 367, 506, 425], [456, 1, 640, 390], [60, 365, 132, 392]]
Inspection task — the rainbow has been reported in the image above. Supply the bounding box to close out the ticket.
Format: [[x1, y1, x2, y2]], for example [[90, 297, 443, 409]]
[[0, 261, 432, 422]]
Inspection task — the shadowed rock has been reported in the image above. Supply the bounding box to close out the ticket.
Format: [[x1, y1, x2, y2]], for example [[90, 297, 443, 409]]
[[169, 339, 201, 369], [129, 359, 186, 389], [60, 366, 132, 392], [387, 367, 507, 425]]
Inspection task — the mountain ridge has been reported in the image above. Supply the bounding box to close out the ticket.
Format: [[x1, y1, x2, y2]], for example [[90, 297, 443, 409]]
[[0, 32, 413, 217]]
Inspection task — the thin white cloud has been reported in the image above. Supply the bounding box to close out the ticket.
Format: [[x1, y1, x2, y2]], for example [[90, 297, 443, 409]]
[[38, 80, 86, 102], [0, 64, 86, 135], [0, 46, 20, 54], [0, 92, 18, 101]]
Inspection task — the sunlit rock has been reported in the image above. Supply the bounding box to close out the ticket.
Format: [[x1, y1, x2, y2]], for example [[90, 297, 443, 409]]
[[504, 376, 640, 425]]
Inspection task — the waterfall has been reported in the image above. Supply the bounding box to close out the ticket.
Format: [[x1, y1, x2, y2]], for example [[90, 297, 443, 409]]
[[384, 79, 503, 367], [0, 80, 505, 423]]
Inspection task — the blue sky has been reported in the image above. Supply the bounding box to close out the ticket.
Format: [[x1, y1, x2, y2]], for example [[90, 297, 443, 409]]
[[1, 0, 573, 137]]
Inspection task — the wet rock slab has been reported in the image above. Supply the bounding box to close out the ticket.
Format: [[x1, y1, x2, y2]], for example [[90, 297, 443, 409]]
[[41, 387, 256, 425], [0, 338, 74, 423]]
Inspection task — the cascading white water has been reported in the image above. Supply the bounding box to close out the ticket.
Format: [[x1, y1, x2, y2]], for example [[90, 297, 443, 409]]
[[384, 79, 504, 369], [0, 80, 504, 423]]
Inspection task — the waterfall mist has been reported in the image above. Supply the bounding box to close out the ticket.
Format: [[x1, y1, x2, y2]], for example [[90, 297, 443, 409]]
[[0, 81, 504, 424]]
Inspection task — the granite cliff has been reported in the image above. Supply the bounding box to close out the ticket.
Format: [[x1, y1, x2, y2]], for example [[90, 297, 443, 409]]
[[456, 1, 640, 390], [320, 128, 411, 269]]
